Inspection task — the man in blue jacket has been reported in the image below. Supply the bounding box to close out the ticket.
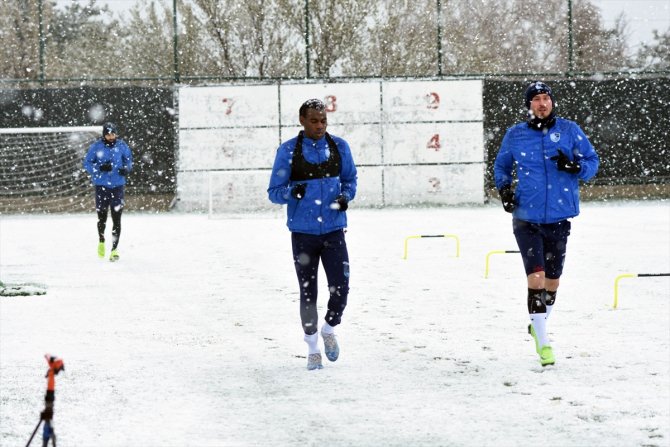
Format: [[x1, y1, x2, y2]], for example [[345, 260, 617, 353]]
[[494, 81, 599, 367], [268, 99, 358, 370], [83, 122, 133, 262]]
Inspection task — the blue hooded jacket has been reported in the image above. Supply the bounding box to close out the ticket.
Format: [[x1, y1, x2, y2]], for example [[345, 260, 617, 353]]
[[494, 117, 599, 224], [83, 138, 133, 187], [268, 133, 357, 235]]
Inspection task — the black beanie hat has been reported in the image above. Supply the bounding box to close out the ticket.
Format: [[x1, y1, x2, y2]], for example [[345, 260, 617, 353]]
[[102, 122, 118, 136], [525, 81, 554, 109]]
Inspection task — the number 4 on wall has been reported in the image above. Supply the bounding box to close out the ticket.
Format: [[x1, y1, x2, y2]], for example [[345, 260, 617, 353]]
[[427, 134, 441, 151]]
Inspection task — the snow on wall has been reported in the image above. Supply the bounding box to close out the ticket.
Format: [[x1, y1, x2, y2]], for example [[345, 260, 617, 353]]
[[176, 80, 484, 212]]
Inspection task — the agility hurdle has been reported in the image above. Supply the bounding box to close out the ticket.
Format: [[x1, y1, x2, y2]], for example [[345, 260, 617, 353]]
[[484, 250, 520, 278], [613, 273, 670, 309], [402, 234, 460, 259]]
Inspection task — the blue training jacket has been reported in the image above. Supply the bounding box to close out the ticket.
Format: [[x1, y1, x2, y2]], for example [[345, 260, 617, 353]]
[[494, 117, 599, 224], [83, 138, 133, 187], [267, 133, 357, 235]]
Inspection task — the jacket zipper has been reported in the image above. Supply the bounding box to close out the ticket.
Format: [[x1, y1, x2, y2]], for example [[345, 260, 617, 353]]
[[290, 187, 301, 221], [542, 133, 548, 222]]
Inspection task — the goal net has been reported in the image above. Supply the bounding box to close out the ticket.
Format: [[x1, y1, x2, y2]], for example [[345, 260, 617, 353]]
[[0, 126, 102, 213]]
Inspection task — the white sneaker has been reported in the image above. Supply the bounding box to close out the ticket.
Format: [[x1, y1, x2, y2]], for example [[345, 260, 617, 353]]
[[307, 352, 323, 370], [321, 328, 339, 362]]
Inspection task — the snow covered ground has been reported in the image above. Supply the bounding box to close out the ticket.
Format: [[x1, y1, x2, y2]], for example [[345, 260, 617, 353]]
[[1, 200, 669, 446]]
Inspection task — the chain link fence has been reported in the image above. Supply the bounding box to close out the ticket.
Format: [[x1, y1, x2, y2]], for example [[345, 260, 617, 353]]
[[0, 0, 667, 87]]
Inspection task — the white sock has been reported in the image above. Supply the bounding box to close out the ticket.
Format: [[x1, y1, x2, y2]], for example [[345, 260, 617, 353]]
[[304, 333, 320, 355], [321, 322, 335, 335], [545, 290, 557, 318], [530, 313, 550, 348]]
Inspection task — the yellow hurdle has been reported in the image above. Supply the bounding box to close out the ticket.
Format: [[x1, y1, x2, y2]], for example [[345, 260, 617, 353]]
[[402, 234, 460, 260], [613, 273, 669, 309], [484, 250, 520, 279]]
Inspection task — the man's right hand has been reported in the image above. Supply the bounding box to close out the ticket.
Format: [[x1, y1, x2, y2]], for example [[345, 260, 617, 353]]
[[99, 162, 113, 172], [291, 183, 307, 200], [499, 185, 515, 213]]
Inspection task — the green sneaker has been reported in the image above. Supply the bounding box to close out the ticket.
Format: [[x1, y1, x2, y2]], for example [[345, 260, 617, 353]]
[[97, 242, 105, 258], [109, 249, 119, 262], [528, 324, 540, 354], [539, 345, 555, 366]]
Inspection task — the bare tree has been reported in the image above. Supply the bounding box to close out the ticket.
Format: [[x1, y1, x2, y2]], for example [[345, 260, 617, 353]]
[[181, 0, 300, 78], [0, 1, 50, 80], [435, 0, 632, 75], [174, 2, 226, 78], [188, 0, 243, 76], [122, 1, 229, 80], [440, 0, 554, 74], [0, 0, 658, 83], [297, 0, 377, 77], [346, 0, 436, 77], [236, 0, 303, 77]]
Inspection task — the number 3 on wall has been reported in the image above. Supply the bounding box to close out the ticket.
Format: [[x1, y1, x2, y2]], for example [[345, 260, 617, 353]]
[[427, 134, 441, 151], [324, 95, 337, 112]]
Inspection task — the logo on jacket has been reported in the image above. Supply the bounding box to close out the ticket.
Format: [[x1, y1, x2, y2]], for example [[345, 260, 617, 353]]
[[550, 132, 561, 143]]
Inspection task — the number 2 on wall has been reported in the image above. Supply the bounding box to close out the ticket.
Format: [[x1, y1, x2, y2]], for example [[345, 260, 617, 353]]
[[426, 92, 439, 109], [428, 177, 441, 192]]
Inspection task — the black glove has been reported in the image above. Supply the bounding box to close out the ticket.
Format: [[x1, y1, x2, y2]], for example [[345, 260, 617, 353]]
[[118, 168, 128, 176], [291, 183, 306, 200], [99, 162, 113, 172], [550, 150, 581, 174], [499, 185, 515, 213], [332, 195, 348, 212]]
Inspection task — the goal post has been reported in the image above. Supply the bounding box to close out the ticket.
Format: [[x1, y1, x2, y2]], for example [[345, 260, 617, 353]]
[[0, 126, 102, 213], [0, 126, 102, 134]]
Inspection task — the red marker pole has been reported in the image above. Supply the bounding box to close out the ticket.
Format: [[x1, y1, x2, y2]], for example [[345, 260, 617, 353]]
[[25, 355, 64, 447]]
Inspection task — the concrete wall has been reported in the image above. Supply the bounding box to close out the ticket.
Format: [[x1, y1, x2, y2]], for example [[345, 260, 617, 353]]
[[176, 79, 485, 212]]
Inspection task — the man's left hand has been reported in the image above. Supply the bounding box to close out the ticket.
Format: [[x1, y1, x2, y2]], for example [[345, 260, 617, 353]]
[[550, 150, 581, 174], [330, 195, 348, 211]]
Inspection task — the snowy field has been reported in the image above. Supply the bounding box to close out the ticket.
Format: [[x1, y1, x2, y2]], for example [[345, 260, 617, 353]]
[[1, 200, 669, 447]]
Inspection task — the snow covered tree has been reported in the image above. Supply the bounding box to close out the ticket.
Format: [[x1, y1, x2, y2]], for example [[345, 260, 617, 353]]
[[0, 0, 125, 82], [346, 0, 437, 77], [557, 1, 630, 72], [46, 0, 124, 79], [121, 1, 173, 79], [635, 30, 670, 71]]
